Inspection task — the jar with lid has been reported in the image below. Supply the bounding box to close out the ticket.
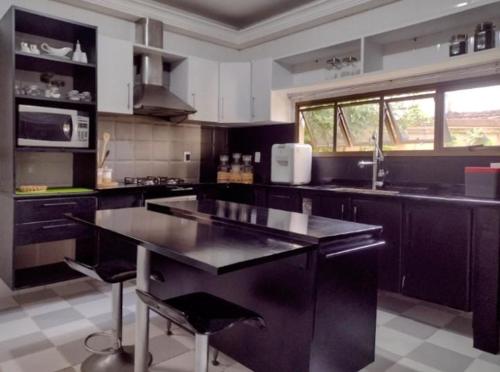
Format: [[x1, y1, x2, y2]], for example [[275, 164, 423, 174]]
[[217, 155, 230, 183], [229, 153, 242, 183], [449, 34, 468, 57], [241, 155, 254, 184], [474, 22, 496, 52]]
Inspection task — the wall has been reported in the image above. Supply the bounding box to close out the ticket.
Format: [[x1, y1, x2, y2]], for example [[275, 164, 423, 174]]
[[98, 114, 205, 183], [227, 124, 500, 188]]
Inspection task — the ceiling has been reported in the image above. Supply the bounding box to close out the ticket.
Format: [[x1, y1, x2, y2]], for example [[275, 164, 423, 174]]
[[153, 0, 321, 29]]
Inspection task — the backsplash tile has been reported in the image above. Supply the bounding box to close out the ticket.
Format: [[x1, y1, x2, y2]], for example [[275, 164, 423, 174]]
[[99, 114, 202, 183], [15, 152, 73, 188]]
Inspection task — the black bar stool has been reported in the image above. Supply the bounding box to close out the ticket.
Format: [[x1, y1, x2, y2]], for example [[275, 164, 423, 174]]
[[136, 290, 266, 372], [64, 257, 152, 372]]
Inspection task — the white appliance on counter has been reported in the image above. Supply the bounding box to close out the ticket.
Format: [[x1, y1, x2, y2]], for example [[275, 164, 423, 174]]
[[271, 143, 312, 185]]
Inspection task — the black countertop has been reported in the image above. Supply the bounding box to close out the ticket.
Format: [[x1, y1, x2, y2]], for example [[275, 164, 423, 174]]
[[147, 199, 381, 244], [69, 203, 381, 274]]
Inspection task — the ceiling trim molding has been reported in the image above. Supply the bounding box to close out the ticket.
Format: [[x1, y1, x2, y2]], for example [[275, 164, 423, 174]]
[[56, 0, 400, 49]]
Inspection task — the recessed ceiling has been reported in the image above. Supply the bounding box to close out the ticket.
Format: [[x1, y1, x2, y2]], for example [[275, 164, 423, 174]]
[[153, 0, 320, 29]]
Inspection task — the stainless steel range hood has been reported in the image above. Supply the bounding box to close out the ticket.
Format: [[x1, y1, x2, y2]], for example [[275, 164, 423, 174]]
[[134, 18, 196, 122]]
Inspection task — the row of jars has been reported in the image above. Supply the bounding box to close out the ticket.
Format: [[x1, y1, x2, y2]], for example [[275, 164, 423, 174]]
[[217, 153, 254, 184]]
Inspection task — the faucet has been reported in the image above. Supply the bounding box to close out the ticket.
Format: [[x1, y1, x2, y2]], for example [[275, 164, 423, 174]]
[[358, 132, 388, 190]]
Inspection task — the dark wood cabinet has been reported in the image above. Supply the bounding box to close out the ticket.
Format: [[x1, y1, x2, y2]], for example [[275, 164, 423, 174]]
[[402, 203, 472, 310], [311, 194, 350, 219], [267, 188, 302, 212], [351, 198, 402, 292], [98, 192, 143, 210]]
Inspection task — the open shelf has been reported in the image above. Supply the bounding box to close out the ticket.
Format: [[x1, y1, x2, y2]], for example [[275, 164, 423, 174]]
[[16, 95, 96, 108], [14, 262, 83, 289], [16, 51, 95, 71]]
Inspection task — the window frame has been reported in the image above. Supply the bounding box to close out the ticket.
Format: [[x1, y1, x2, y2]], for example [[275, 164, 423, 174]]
[[295, 75, 500, 157]]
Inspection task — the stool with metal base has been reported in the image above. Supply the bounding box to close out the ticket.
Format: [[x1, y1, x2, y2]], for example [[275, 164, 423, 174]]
[[64, 257, 152, 372], [136, 290, 266, 372]]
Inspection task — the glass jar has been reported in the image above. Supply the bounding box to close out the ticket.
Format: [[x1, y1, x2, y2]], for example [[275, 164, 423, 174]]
[[474, 22, 496, 52], [217, 155, 230, 183], [449, 34, 468, 57], [241, 154, 253, 184], [229, 153, 242, 183]]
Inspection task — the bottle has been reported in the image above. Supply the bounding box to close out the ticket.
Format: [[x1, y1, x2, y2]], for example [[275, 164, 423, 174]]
[[229, 153, 242, 183], [72, 40, 82, 62], [217, 155, 230, 183], [241, 155, 254, 184]]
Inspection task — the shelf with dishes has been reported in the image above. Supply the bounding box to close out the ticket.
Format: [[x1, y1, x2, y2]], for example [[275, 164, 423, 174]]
[[15, 95, 96, 108]]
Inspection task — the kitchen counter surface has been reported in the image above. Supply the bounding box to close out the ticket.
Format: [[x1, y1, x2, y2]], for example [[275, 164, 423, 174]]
[[69, 205, 380, 274], [147, 199, 381, 244]]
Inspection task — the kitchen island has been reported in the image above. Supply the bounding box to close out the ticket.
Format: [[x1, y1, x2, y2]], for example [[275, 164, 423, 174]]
[[70, 200, 383, 372]]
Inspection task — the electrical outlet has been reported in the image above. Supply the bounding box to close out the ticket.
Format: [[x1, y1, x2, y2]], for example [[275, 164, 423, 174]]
[[183, 151, 191, 162], [254, 152, 261, 163]]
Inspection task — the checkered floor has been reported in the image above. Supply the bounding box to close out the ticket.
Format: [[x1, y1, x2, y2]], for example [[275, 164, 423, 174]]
[[0, 279, 499, 372]]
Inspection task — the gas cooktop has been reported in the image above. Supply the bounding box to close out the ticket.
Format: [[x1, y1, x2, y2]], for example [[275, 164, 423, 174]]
[[123, 176, 186, 186]]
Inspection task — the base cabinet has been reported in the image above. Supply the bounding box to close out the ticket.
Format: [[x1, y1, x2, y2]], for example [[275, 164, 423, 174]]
[[311, 195, 350, 220], [267, 189, 302, 212], [402, 203, 472, 310], [351, 198, 402, 292]]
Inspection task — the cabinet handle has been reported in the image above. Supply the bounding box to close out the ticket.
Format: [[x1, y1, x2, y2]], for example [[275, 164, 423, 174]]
[[402, 275, 407, 289], [221, 97, 224, 121], [271, 195, 290, 200], [192, 93, 196, 109], [324, 240, 385, 260], [42, 223, 78, 230], [353, 206, 358, 222], [127, 83, 131, 110], [251, 96, 256, 119], [42, 202, 78, 207], [341, 204, 345, 220]]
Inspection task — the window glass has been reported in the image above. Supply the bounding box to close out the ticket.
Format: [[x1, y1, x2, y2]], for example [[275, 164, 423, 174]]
[[336, 101, 380, 152], [383, 96, 435, 151], [299, 106, 334, 153], [444, 85, 500, 147]]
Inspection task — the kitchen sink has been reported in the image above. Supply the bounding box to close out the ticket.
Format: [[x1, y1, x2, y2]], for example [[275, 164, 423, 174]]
[[323, 187, 400, 195]]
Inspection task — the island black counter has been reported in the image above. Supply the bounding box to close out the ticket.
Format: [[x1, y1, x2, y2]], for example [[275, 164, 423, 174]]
[[69, 202, 383, 372]]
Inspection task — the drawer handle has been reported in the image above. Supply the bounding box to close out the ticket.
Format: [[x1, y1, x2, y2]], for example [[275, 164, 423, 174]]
[[42, 223, 78, 230], [171, 187, 194, 192], [324, 240, 385, 260], [42, 202, 78, 207]]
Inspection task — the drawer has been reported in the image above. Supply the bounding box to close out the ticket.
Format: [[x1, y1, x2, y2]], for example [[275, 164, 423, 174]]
[[15, 197, 97, 224], [15, 219, 92, 246]]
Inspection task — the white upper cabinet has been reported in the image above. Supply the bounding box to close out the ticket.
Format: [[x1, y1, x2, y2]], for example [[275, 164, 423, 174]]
[[97, 34, 133, 114], [251, 59, 293, 123], [219, 62, 251, 123], [170, 57, 219, 122]]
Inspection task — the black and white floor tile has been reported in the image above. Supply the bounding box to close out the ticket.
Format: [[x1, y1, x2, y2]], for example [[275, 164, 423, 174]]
[[0, 279, 499, 372]]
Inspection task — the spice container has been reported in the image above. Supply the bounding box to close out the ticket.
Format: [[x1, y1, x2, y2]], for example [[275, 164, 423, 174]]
[[474, 22, 496, 52], [241, 155, 254, 184], [217, 155, 230, 183], [229, 153, 242, 183], [449, 34, 468, 56]]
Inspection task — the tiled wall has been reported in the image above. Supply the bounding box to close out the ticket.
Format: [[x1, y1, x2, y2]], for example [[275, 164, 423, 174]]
[[98, 114, 202, 183], [16, 152, 73, 188]]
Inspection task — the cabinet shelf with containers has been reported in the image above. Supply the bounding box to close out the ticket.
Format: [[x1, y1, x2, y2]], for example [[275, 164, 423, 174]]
[[0, 6, 99, 289]]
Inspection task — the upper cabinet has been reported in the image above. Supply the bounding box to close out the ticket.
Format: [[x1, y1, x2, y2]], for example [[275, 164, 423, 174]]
[[251, 59, 293, 124], [97, 34, 133, 114], [219, 62, 252, 123], [170, 57, 219, 122]]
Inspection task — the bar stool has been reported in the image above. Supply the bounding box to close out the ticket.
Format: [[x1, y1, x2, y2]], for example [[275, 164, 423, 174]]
[[136, 290, 266, 372], [64, 257, 152, 372]]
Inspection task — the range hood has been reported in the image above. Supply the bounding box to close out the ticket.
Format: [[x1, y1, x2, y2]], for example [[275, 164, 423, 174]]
[[133, 18, 196, 122]]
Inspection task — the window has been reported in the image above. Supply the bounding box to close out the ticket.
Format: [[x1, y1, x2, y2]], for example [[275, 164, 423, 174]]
[[299, 105, 334, 153], [337, 99, 380, 152], [383, 92, 436, 151], [297, 77, 500, 155], [444, 85, 500, 148]]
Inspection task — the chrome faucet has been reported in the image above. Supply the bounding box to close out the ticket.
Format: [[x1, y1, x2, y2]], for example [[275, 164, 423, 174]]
[[358, 132, 388, 190]]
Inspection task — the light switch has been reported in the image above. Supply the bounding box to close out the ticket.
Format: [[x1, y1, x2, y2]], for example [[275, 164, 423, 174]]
[[184, 151, 191, 162], [255, 152, 261, 163]]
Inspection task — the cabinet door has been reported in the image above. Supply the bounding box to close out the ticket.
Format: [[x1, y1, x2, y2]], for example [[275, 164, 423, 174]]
[[403, 203, 472, 310], [267, 189, 302, 212], [219, 62, 251, 123], [189, 57, 219, 122], [312, 195, 349, 220], [352, 198, 402, 292], [251, 59, 271, 122], [97, 35, 133, 114]]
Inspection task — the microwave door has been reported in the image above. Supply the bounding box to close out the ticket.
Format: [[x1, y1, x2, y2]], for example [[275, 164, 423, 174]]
[[18, 112, 73, 146]]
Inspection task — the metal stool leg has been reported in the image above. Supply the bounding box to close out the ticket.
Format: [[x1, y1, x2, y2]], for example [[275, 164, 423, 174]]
[[212, 348, 220, 366], [195, 334, 209, 372], [81, 282, 152, 372], [166, 319, 173, 336]]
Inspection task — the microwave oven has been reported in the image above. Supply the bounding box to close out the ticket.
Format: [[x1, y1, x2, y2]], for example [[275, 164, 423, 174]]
[[17, 105, 90, 148]]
